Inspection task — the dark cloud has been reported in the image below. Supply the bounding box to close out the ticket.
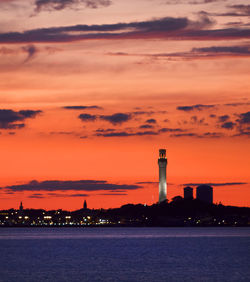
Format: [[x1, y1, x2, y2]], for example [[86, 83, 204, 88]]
[[0, 16, 219, 44], [212, 4, 250, 17], [95, 128, 115, 133], [233, 130, 250, 137], [190, 116, 207, 125], [114, 45, 250, 61], [159, 127, 184, 133], [218, 115, 230, 122], [0, 109, 42, 129], [224, 102, 250, 107], [170, 133, 199, 137], [237, 111, 250, 124], [78, 113, 97, 121], [28, 194, 44, 199], [221, 121, 236, 130], [100, 113, 131, 125], [146, 119, 157, 124], [202, 132, 223, 138], [192, 45, 250, 55], [99, 193, 127, 196], [132, 111, 155, 116], [28, 192, 89, 198], [139, 124, 154, 129], [184, 182, 247, 186], [34, 0, 112, 12], [136, 181, 158, 184], [96, 130, 159, 137], [170, 132, 223, 138], [3, 180, 141, 192], [177, 104, 215, 111], [96, 131, 131, 137], [63, 105, 102, 110]]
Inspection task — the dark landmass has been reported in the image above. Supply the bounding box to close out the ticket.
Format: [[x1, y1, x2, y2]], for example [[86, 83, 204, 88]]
[[1, 198, 250, 227]]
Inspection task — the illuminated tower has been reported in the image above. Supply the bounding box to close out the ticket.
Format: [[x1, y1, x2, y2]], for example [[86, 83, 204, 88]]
[[158, 149, 167, 203]]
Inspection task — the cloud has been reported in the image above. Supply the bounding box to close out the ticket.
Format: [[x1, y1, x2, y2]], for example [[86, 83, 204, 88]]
[[190, 116, 207, 125], [78, 113, 97, 121], [136, 181, 158, 184], [218, 115, 230, 122], [224, 102, 250, 107], [0, 16, 221, 44], [95, 128, 115, 133], [28, 193, 45, 199], [3, 179, 141, 192], [110, 45, 250, 60], [233, 130, 250, 137], [63, 105, 102, 110], [139, 124, 154, 129], [211, 4, 250, 17], [22, 45, 38, 62], [100, 113, 131, 125], [191, 45, 250, 56], [0, 109, 42, 129], [183, 182, 248, 186], [159, 127, 184, 133], [99, 193, 127, 196], [177, 104, 215, 111], [221, 121, 235, 130], [28, 192, 89, 198], [170, 132, 223, 138], [237, 111, 250, 125], [145, 118, 157, 124], [34, 0, 112, 12], [96, 130, 159, 137]]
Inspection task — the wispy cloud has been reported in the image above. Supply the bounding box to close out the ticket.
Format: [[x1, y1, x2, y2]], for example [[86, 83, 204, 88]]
[[63, 105, 102, 110], [34, 0, 112, 13], [2, 179, 141, 192], [184, 182, 248, 186], [177, 104, 215, 111]]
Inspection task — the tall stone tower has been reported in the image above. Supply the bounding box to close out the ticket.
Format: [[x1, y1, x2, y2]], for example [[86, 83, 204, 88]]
[[158, 149, 167, 203]]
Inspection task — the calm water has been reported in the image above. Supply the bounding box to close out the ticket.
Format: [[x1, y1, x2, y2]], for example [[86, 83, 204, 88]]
[[0, 227, 249, 282]]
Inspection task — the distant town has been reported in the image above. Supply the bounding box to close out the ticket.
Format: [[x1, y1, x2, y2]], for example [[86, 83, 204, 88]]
[[1, 149, 249, 227], [1, 193, 250, 227]]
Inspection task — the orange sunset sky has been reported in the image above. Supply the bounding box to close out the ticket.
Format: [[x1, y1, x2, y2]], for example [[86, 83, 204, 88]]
[[0, 0, 249, 210]]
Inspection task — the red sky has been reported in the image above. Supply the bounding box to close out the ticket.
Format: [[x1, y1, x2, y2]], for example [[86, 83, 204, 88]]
[[0, 0, 250, 210]]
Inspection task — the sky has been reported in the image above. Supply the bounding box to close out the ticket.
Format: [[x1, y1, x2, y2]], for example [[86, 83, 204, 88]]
[[0, 0, 250, 210]]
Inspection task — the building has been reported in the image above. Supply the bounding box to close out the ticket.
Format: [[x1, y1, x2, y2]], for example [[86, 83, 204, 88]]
[[19, 201, 23, 212], [184, 186, 193, 200], [83, 200, 87, 210], [158, 149, 167, 203], [196, 185, 213, 204]]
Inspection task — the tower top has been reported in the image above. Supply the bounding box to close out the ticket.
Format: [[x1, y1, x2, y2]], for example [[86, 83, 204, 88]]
[[159, 149, 166, 159]]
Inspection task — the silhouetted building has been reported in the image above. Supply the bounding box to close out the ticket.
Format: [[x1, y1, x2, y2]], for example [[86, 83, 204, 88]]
[[19, 201, 23, 212], [83, 200, 87, 210], [196, 185, 213, 204], [184, 186, 193, 200], [158, 149, 167, 203]]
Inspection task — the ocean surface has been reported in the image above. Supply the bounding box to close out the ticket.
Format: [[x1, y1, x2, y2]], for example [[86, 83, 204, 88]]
[[0, 227, 249, 282]]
